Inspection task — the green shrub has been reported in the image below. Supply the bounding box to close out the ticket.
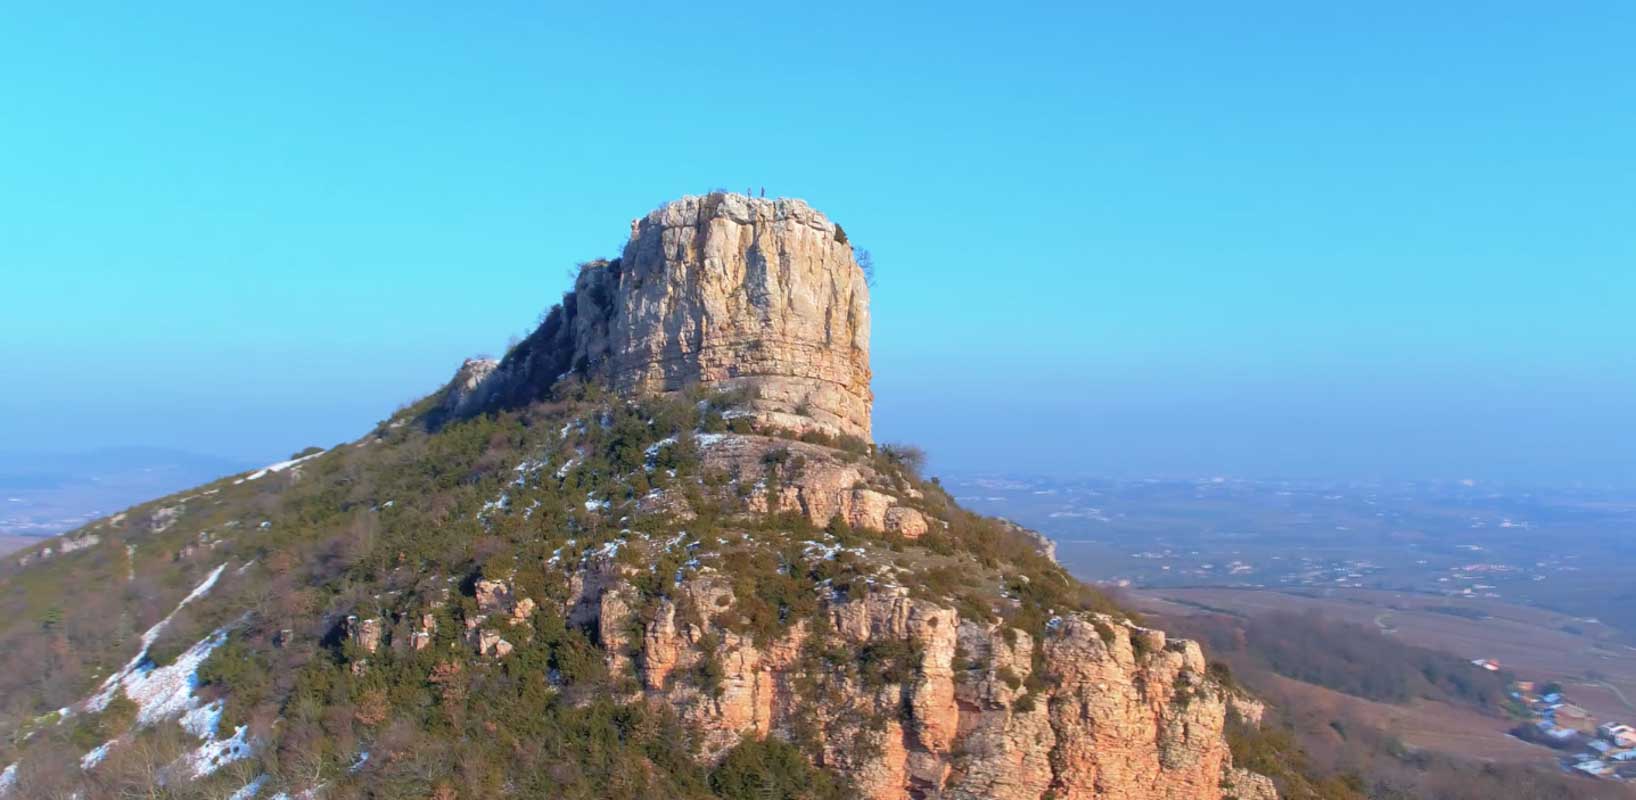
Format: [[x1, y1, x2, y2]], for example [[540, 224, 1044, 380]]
[[710, 735, 847, 800]]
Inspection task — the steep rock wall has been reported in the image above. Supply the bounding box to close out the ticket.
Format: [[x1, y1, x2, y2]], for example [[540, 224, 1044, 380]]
[[564, 557, 1262, 800], [456, 193, 873, 440]]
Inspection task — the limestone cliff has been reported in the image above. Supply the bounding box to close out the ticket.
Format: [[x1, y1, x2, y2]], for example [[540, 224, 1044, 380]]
[[421, 194, 1272, 797], [464, 529, 1272, 800], [456, 192, 873, 440]]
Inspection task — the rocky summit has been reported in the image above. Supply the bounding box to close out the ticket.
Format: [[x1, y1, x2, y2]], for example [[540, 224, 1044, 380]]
[[0, 193, 1274, 800], [451, 193, 874, 442]]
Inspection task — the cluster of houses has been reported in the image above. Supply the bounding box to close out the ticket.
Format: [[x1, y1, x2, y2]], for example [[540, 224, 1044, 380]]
[[1512, 680, 1636, 780]]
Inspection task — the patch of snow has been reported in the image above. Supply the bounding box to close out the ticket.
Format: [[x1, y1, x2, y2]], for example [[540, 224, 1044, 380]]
[[801, 541, 863, 561], [0, 763, 16, 796], [228, 775, 269, 800], [556, 452, 583, 479], [349, 751, 370, 773], [179, 699, 223, 739], [80, 741, 114, 769], [75, 566, 259, 778], [180, 723, 252, 778], [270, 787, 324, 800], [511, 458, 547, 487], [642, 435, 683, 468], [583, 497, 611, 513], [87, 564, 227, 713], [121, 627, 231, 727], [233, 451, 324, 485]]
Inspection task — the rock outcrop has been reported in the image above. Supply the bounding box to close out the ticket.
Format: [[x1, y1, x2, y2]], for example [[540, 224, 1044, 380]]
[[452, 193, 873, 441], [344, 615, 383, 654], [562, 550, 1261, 800], [638, 433, 929, 537], [440, 357, 498, 417], [421, 192, 1267, 799]]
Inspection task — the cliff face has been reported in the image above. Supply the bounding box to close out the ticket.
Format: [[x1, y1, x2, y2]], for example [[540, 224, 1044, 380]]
[[424, 194, 1270, 798], [460, 193, 873, 440], [542, 541, 1267, 800]]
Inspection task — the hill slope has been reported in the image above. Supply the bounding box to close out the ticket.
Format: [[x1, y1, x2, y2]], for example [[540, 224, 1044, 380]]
[[0, 194, 1275, 800]]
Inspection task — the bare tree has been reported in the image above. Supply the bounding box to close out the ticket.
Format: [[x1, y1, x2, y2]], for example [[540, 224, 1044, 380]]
[[856, 249, 876, 287]]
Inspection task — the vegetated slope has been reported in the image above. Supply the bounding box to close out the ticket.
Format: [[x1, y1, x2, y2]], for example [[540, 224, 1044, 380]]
[[0, 380, 1255, 800], [0, 192, 1280, 800], [1153, 609, 1631, 800]]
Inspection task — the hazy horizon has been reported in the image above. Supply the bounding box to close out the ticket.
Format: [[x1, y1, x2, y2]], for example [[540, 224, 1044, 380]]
[[5, 3, 1632, 488]]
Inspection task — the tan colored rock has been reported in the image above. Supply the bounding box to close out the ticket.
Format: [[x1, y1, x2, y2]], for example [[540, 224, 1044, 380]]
[[474, 578, 514, 615], [641, 597, 686, 692], [1227, 692, 1266, 726], [511, 596, 537, 625], [698, 433, 924, 533], [565, 553, 630, 628], [476, 578, 537, 627], [1222, 768, 1278, 800], [440, 357, 498, 417], [475, 629, 512, 658], [581, 558, 1270, 800], [460, 193, 872, 441], [345, 615, 383, 655], [884, 507, 928, 539], [410, 613, 437, 651], [608, 194, 871, 440], [422, 190, 1270, 799]]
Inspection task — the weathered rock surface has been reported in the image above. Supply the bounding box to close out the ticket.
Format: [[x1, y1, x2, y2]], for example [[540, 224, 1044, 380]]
[[344, 615, 383, 655], [670, 433, 928, 536], [1221, 768, 1279, 800], [562, 549, 1266, 800], [440, 357, 498, 417], [425, 192, 1262, 799], [453, 193, 873, 440]]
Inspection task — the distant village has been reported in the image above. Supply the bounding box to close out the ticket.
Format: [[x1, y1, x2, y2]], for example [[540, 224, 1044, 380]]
[[1503, 672, 1636, 781]]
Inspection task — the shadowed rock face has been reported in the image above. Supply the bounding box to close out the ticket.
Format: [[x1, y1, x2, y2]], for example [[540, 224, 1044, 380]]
[[455, 192, 873, 440]]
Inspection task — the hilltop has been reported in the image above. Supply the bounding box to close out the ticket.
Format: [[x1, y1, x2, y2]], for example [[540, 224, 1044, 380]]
[[0, 194, 1277, 800]]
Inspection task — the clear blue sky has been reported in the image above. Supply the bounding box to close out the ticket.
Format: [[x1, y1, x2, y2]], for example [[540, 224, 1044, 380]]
[[3, 3, 1632, 485]]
